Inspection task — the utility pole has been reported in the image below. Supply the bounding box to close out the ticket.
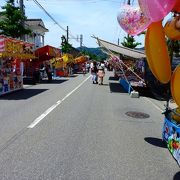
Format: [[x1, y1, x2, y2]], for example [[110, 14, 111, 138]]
[[19, 0, 24, 15], [66, 26, 69, 43], [19, 0, 25, 40], [118, 38, 120, 46], [80, 34, 83, 48]]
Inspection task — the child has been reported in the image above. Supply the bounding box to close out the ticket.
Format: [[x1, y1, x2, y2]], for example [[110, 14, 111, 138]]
[[97, 66, 105, 85]]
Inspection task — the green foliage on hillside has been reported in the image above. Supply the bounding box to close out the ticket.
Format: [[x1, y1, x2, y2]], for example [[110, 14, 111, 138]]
[[77, 47, 108, 61]]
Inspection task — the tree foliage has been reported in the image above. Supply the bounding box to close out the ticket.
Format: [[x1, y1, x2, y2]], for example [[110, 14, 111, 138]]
[[61, 35, 73, 53], [121, 34, 141, 49], [0, 0, 31, 38]]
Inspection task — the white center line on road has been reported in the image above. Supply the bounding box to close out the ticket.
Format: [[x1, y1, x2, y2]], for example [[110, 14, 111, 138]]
[[27, 75, 91, 129]]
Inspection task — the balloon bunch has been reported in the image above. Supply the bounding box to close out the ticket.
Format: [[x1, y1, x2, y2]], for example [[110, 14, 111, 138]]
[[117, 0, 180, 108]]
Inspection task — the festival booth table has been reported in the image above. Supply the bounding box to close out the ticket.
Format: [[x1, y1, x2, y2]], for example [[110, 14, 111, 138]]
[[0, 35, 34, 96]]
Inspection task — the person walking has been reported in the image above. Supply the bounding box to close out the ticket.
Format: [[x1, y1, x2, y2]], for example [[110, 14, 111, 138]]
[[97, 66, 105, 85], [91, 61, 98, 84]]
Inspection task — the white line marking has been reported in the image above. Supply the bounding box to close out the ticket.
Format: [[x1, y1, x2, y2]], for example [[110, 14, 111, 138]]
[[28, 75, 91, 129], [142, 97, 164, 112]]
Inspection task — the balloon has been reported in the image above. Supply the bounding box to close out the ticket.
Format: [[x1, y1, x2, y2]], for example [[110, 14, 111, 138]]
[[164, 17, 180, 40], [172, 107, 180, 123], [117, 5, 151, 36], [173, 0, 180, 12], [138, 0, 176, 22], [171, 66, 180, 107], [145, 21, 171, 84]]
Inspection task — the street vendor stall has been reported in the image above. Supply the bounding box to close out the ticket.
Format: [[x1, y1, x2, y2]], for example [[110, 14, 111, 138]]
[[0, 35, 34, 96], [74, 55, 89, 73], [23, 45, 61, 83]]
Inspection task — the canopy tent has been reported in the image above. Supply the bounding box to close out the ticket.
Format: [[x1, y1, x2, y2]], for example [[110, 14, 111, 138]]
[[34, 45, 61, 61], [62, 53, 74, 64], [96, 38, 146, 59], [0, 35, 35, 59], [74, 55, 88, 64]]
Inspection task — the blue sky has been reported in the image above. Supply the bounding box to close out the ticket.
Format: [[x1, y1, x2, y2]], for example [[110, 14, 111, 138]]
[[0, 0, 147, 48]]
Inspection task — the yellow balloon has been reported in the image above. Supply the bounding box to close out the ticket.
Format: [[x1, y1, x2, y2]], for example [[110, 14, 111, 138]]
[[145, 21, 171, 84], [164, 17, 180, 40], [171, 66, 180, 107]]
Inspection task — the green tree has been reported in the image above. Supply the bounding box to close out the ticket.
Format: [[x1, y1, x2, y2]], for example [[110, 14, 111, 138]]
[[61, 35, 73, 53], [0, 0, 31, 38], [121, 34, 141, 49]]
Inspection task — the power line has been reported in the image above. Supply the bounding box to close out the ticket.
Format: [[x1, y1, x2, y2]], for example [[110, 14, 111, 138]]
[[32, 0, 78, 41]]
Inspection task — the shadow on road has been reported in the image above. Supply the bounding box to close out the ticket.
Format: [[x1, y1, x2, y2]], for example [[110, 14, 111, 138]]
[[0, 89, 48, 100], [174, 172, 180, 180], [144, 137, 167, 148], [40, 79, 68, 84], [109, 76, 119, 81], [109, 82, 127, 93]]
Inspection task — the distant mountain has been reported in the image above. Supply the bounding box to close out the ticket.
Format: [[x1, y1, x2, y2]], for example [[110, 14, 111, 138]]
[[76, 46, 108, 61]]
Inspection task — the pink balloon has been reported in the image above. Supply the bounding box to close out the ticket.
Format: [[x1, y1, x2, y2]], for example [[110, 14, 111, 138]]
[[117, 5, 151, 36], [138, 0, 176, 22]]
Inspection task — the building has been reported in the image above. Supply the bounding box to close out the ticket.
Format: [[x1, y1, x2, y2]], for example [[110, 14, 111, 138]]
[[25, 19, 49, 49]]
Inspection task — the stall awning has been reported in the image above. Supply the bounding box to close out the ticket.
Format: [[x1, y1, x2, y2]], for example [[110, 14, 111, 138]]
[[0, 35, 35, 59], [96, 38, 146, 59], [34, 45, 61, 61]]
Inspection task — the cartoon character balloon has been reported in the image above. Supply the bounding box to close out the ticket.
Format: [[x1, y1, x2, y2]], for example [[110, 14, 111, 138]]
[[138, 0, 176, 22], [117, 5, 151, 36]]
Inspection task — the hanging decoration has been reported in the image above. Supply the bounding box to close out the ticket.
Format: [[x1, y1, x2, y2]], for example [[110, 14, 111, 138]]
[[138, 0, 176, 22], [117, 5, 151, 36]]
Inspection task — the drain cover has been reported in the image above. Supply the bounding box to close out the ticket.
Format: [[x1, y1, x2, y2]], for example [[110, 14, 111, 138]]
[[125, 111, 150, 119]]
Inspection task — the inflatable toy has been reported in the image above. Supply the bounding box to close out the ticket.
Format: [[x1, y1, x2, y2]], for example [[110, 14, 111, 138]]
[[145, 21, 171, 84], [171, 107, 180, 123], [172, 0, 180, 12], [138, 0, 176, 22], [164, 17, 180, 40], [171, 66, 180, 107], [117, 5, 151, 36]]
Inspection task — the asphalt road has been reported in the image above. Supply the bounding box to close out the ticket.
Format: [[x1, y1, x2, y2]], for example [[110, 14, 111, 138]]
[[0, 71, 179, 180]]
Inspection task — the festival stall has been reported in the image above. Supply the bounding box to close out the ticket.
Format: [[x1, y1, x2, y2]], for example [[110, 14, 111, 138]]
[[23, 45, 61, 83], [56, 53, 74, 77], [116, 0, 180, 165], [0, 35, 34, 95], [97, 38, 146, 94], [74, 55, 89, 72]]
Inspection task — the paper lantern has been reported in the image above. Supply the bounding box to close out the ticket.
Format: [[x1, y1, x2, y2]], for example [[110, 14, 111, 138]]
[[138, 0, 176, 22], [171, 66, 180, 107], [164, 17, 180, 40], [145, 21, 171, 84], [117, 5, 151, 36]]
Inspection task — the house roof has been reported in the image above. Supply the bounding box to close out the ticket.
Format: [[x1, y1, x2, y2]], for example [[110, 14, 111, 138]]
[[96, 38, 146, 59], [25, 19, 49, 32]]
